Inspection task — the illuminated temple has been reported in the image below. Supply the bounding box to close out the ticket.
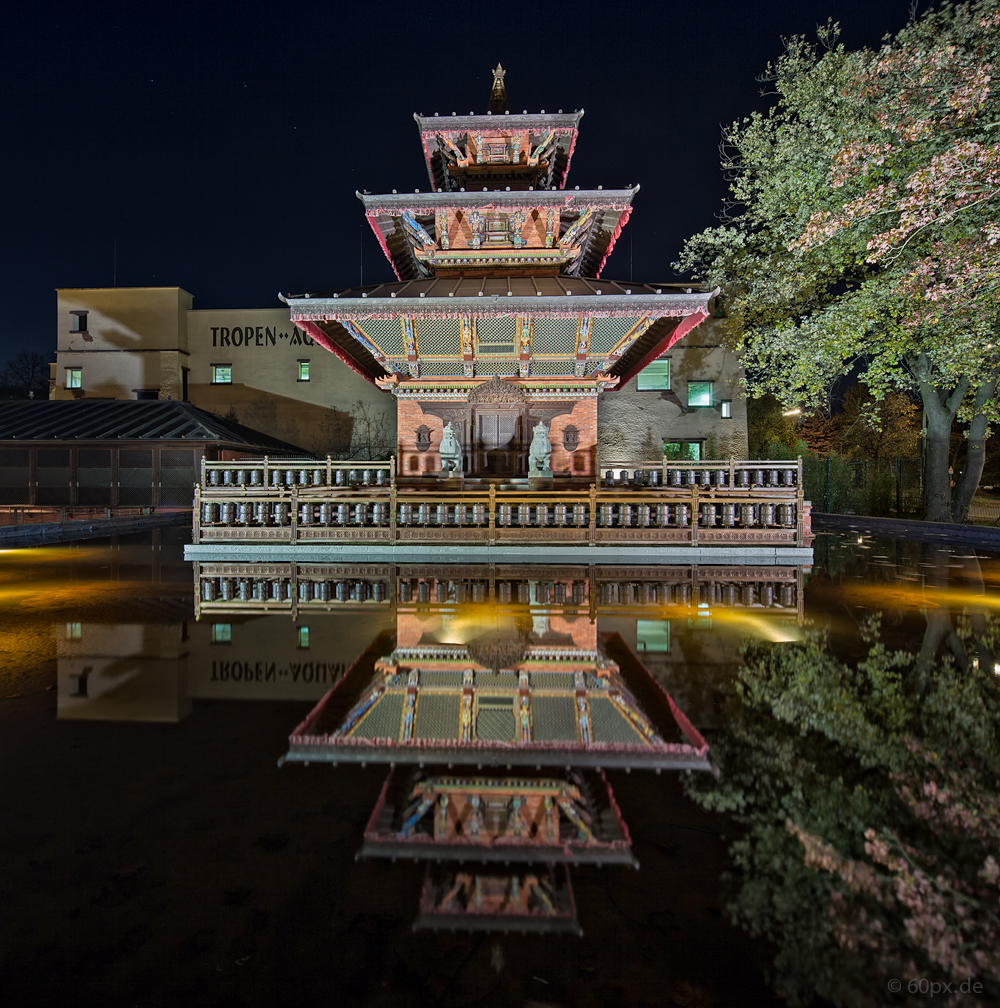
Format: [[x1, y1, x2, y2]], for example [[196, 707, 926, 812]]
[[283, 66, 722, 480]]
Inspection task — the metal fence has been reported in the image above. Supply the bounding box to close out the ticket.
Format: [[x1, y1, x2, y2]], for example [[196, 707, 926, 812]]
[[0, 505, 155, 526], [802, 455, 924, 518]]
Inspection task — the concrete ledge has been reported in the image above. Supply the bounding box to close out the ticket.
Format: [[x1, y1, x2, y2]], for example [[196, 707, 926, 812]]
[[0, 512, 191, 547], [813, 513, 1000, 550], [185, 543, 814, 565]]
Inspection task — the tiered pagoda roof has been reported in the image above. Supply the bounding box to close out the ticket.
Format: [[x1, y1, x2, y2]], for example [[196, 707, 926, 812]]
[[283, 73, 716, 391], [358, 187, 636, 280], [284, 280, 716, 388]]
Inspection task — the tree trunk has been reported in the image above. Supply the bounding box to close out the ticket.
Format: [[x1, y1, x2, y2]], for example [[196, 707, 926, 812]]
[[913, 358, 967, 523], [951, 378, 997, 524]]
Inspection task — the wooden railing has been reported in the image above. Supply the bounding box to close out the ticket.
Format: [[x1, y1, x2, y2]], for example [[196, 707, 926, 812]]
[[202, 456, 394, 490], [193, 561, 805, 623], [194, 485, 809, 548], [198, 457, 802, 495]]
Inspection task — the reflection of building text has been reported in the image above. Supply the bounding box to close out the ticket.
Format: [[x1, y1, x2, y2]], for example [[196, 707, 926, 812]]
[[211, 660, 344, 684]]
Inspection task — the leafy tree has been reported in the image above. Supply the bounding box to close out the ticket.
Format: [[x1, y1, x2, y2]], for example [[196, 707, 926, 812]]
[[839, 385, 920, 465], [676, 3, 1000, 523], [686, 597, 1000, 1005], [797, 409, 841, 455], [747, 395, 798, 457], [0, 351, 52, 399]]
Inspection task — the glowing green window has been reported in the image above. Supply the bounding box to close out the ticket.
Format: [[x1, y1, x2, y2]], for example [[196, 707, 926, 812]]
[[297, 360, 310, 381], [66, 622, 82, 640], [636, 620, 670, 653], [297, 626, 310, 649], [211, 623, 231, 644], [65, 368, 82, 389], [687, 381, 713, 407], [664, 440, 702, 461], [211, 365, 231, 384], [637, 358, 670, 391]]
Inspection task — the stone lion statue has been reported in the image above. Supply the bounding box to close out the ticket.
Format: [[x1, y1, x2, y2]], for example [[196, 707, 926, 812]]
[[527, 421, 552, 474], [438, 422, 463, 474]]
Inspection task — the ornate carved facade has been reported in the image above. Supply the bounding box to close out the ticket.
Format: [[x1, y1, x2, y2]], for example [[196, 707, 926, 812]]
[[283, 75, 728, 480]]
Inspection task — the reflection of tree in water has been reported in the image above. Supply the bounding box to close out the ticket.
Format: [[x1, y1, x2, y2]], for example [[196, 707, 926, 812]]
[[686, 558, 1000, 1006]]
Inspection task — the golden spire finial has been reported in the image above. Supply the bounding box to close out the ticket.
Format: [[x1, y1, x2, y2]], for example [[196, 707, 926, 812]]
[[488, 63, 508, 114]]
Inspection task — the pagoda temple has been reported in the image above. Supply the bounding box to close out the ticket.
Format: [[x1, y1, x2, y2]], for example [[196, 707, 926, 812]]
[[284, 69, 724, 481]]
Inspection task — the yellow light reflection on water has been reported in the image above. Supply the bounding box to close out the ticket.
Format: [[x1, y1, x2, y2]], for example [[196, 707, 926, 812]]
[[840, 583, 999, 612], [701, 608, 802, 643]]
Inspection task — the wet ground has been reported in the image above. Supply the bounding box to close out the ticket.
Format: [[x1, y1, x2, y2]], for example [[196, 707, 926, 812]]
[[1, 529, 996, 1007]]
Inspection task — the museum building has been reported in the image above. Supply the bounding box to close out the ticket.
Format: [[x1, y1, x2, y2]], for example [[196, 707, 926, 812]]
[[50, 70, 747, 471]]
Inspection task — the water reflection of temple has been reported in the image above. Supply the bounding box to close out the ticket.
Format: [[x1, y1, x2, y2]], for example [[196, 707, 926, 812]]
[[267, 564, 729, 935], [57, 559, 803, 732]]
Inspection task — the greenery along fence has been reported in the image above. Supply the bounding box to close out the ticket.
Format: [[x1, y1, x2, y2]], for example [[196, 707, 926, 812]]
[[760, 440, 925, 519]]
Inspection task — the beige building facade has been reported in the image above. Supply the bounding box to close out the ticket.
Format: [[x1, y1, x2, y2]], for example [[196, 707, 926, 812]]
[[597, 316, 749, 463], [51, 286, 746, 466], [52, 286, 396, 456]]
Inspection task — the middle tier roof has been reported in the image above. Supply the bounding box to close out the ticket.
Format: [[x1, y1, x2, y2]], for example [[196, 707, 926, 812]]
[[359, 188, 638, 281]]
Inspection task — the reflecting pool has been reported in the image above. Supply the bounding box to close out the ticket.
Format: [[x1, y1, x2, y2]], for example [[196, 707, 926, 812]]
[[2, 529, 998, 1006]]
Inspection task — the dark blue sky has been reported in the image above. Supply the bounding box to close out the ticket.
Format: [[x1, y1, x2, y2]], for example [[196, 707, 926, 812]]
[[1, 0, 912, 358]]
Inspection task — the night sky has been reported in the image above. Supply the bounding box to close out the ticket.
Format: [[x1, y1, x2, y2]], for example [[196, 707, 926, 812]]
[[2, 0, 911, 359]]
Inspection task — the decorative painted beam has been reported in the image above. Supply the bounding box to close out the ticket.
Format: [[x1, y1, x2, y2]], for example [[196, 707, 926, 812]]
[[613, 309, 712, 388], [293, 321, 383, 387]]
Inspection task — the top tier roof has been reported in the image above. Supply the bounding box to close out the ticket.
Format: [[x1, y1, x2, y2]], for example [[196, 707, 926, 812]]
[[414, 111, 583, 192]]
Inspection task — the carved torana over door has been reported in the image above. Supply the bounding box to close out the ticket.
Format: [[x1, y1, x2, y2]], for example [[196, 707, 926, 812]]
[[476, 409, 523, 476]]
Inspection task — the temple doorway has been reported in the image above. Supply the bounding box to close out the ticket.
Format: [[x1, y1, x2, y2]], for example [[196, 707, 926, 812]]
[[473, 408, 525, 477]]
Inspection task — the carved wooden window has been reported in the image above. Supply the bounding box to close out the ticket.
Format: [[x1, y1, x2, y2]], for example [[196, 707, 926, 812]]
[[484, 215, 510, 244], [483, 142, 509, 162]]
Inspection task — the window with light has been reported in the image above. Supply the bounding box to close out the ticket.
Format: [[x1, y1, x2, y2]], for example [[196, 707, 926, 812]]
[[636, 620, 670, 652], [664, 440, 702, 461], [687, 381, 713, 407], [637, 358, 670, 391], [66, 622, 82, 640], [720, 400, 732, 418], [298, 626, 310, 649], [297, 360, 310, 381], [212, 365, 232, 384], [211, 623, 232, 644], [65, 368, 82, 389]]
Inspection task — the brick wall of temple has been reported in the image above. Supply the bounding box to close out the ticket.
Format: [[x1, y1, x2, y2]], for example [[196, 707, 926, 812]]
[[395, 395, 599, 479], [548, 398, 596, 478], [396, 400, 444, 476]]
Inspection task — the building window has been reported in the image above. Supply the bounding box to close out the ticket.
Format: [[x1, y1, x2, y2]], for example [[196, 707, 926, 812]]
[[211, 623, 232, 644], [211, 365, 232, 384], [66, 622, 82, 640], [687, 381, 713, 407], [636, 619, 670, 653], [637, 358, 670, 391], [297, 626, 310, 649], [720, 400, 732, 418], [689, 603, 713, 630], [665, 440, 703, 461], [69, 310, 89, 333], [297, 360, 310, 382], [65, 368, 82, 389]]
